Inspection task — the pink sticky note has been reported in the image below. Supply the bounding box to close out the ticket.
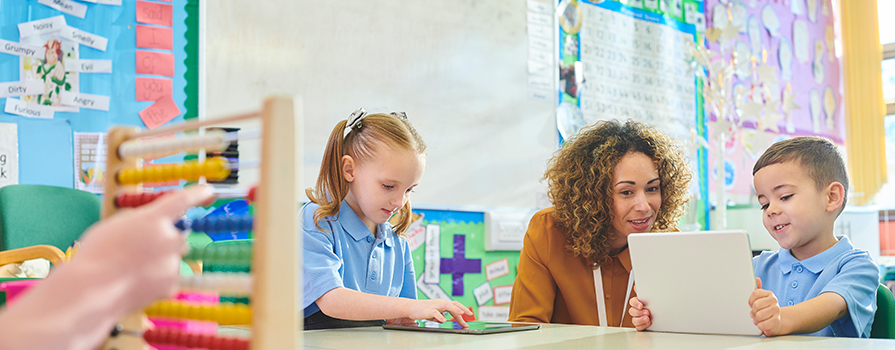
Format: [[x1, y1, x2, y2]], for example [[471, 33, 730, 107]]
[[139, 96, 181, 129], [136, 1, 173, 27], [135, 77, 173, 102], [136, 25, 173, 50], [136, 50, 175, 77]]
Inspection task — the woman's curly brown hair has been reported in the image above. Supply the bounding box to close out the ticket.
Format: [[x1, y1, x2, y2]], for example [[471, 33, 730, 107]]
[[544, 119, 692, 266]]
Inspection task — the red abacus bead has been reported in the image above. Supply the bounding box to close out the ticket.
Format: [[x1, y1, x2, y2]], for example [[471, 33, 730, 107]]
[[246, 186, 257, 202]]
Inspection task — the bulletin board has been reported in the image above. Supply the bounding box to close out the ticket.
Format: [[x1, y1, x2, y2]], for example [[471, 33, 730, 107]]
[[556, 0, 704, 142], [703, 0, 842, 201], [410, 209, 520, 322], [554, 0, 709, 228], [0, 0, 197, 190]]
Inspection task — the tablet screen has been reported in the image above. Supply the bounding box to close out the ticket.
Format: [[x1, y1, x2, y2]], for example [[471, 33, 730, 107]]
[[383, 321, 541, 334]]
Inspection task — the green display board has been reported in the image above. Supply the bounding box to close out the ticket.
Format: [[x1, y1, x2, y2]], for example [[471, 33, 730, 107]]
[[411, 209, 520, 321]]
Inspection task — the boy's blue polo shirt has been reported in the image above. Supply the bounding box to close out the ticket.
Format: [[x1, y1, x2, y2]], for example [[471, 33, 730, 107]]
[[300, 201, 417, 318], [753, 236, 879, 337]]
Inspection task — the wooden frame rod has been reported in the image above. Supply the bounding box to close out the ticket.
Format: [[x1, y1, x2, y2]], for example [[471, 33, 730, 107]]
[[131, 111, 260, 139]]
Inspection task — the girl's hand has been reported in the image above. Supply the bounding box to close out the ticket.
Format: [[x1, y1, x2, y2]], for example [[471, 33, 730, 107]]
[[407, 299, 472, 328], [75, 185, 215, 311], [628, 296, 652, 331]]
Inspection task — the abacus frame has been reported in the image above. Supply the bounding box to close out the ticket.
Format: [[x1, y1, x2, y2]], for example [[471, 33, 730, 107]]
[[100, 96, 300, 349]]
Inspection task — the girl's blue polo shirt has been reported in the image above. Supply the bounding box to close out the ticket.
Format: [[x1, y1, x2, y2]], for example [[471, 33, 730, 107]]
[[301, 201, 417, 318], [753, 236, 879, 337]]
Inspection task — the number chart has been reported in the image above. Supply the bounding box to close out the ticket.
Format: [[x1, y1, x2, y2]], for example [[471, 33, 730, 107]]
[[575, 2, 697, 141]]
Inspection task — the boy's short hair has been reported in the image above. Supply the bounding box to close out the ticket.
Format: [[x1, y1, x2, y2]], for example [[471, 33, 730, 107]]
[[752, 136, 849, 211]]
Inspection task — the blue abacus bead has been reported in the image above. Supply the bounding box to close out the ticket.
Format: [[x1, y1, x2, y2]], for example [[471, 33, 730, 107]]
[[202, 216, 217, 232], [239, 216, 253, 231], [175, 219, 189, 231], [190, 218, 202, 232], [214, 216, 227, 231]]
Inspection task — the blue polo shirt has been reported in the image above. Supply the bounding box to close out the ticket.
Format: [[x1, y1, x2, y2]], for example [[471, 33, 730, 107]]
[[301, 201, 417, 318], [753, 236, 878, 337]]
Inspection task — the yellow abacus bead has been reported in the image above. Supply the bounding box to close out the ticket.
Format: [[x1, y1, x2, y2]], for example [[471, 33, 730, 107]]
[[156, 165, 167, 182], [181, 164, 196, 181], [185, 162, 201, 181], [116, 170, 128, 185], [139, 168, 150, 183], [170, 163, 182, 179], [149, 166, 161, 183], [160, 165, 172, 182], [202, 159, 217, 179], [119, 169, 135, 185], [162, 164, 175, 181], [208, 157, 231, 181]]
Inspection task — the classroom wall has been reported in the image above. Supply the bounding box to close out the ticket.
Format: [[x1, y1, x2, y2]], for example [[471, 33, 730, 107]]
[[204, 0, 556, 209]]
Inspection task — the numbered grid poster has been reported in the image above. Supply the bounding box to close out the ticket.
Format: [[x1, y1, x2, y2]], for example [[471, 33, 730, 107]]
[[556, 1, 699, 143]]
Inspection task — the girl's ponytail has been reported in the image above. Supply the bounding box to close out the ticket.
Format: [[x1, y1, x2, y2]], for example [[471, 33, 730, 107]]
[[306, 120, 350, 231]]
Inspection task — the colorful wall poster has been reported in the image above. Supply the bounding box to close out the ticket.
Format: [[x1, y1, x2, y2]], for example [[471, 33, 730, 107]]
[[411, 209, 521, 322], [703, 0, 842, 200], [73, 132, 106, 193]]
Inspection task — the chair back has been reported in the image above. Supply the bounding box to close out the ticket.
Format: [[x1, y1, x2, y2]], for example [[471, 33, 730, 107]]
[[872, 284, 895, 339], [0, 184, 101, 252]]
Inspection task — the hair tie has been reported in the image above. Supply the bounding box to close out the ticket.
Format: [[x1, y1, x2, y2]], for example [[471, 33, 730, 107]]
[[343, 109, 409, 139], [343, 108, 368, 139]]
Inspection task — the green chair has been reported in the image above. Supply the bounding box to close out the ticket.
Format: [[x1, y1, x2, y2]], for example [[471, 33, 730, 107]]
[[872, 284, 895, 339], [0, 184, 102, 252], [0, 185, 101, 306], [0, 184, 101, 264]]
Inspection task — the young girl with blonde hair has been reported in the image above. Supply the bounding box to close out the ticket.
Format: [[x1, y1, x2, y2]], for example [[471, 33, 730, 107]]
[[302, 109, 471, 330]]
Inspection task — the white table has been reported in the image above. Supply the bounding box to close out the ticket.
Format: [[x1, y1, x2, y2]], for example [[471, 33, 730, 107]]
[[302, 323, 895, 349]]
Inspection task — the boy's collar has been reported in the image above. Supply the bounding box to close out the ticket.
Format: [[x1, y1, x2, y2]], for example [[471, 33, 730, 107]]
[[778, 236, 852, 274]]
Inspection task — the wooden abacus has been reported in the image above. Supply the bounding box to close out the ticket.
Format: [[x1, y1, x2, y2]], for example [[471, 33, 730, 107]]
[[99, 96, 299, 349]]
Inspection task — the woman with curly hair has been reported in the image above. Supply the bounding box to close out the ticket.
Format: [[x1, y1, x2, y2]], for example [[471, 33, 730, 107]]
[[508, 119, 692, 327]]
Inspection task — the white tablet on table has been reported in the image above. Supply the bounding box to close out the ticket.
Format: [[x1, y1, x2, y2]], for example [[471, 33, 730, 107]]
[[628, 230, 762, 336], [383, 321, 541, 335]]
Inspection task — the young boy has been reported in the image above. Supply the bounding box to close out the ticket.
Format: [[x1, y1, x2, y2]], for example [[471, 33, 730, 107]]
[[629, 136, 879, 337]]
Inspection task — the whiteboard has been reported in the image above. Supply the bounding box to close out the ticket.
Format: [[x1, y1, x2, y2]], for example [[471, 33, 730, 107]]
[[203, 0, 556, 208]]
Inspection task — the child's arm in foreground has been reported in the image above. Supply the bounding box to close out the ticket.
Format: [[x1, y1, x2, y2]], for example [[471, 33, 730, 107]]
[[628, 296, 652, 331], [317, 287, 472, 327], [0, 186, 214, 350], [749, 277, 846, 336]]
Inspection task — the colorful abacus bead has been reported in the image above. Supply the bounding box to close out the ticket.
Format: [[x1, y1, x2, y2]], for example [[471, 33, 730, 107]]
[[117, 157, 231, 185], [180, 273, 252, 296], [176, 215, 253, 233], [144, 300, 252, 325], [115, 191, 172, 208], [143, 328, 249, 350], [118, 129, 230, 160]]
